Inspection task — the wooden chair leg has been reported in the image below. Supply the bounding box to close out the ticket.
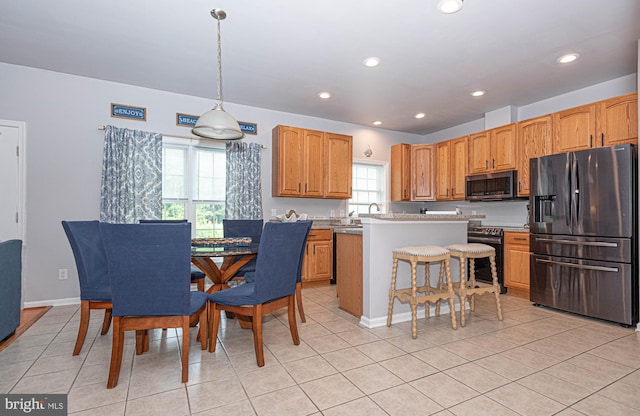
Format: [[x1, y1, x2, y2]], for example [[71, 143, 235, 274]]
[[73, 300, 91, 355], [288, 295, 300, 345], [181, 316, 189, 383], [387, 257, 399, 327], [197, 278, 205, 292], [199, 304, 208, 350], [107, 317, 124, 389], [296, 282, 306, 323], [252, 304, 264, 367], [208, 304, 220, 353], [101, 308, 112, 335], [135, 330, 145, 355]]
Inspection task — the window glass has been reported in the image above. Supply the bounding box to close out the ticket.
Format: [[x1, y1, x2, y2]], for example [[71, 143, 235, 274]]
[[162, 140, 225, 238], [349, 162, 386, 215]]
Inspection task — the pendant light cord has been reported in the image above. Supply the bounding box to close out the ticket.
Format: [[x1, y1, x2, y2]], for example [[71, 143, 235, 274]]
[[216, 16, 223, 106]]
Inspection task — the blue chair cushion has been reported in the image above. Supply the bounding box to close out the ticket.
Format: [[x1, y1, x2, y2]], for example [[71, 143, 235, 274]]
[[209, 283, 258, 306], [190, 266, 205, 280], [189, 291, 208, 315], [243, 272, 255, 284]]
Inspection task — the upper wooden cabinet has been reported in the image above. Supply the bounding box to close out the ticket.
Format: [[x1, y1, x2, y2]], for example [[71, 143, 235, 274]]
[[390, 143, 435, 201], [468, 124, 517, 174], [272, 125, 352, 199], [391, 144, 411, 201], [553, 103, 597, 153], [597, 92, 638, 147], [554, 92, 638, 152], [516, 115, 552, 197], [324, 133, 353, 198], [436, 136, 467, 200], [411, 144, 436, 201]]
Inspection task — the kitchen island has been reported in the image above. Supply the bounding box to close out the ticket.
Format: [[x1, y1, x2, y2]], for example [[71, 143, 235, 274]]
[[357, 214, 479, 328]]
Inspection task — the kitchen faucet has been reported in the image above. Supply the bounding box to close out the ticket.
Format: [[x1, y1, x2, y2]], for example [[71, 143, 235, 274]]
[[368, 202, 381, 214]]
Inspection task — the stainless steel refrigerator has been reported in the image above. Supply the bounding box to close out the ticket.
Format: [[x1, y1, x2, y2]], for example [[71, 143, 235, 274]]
[[530, 144, 637, 326]]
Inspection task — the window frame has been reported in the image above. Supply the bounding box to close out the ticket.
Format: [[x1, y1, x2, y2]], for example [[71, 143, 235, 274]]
[[349, 158, 389, 215], [162, 136, 226, 238]]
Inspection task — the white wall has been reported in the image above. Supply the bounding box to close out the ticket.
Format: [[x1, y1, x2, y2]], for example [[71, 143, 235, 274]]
[[0, 62, 421, 305]]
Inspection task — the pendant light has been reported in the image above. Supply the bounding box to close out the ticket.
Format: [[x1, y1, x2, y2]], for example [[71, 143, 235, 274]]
[[192, 9, 245, 140]]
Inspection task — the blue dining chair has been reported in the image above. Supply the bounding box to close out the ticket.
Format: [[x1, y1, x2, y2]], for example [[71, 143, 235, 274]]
[[223, 219, 264, 280], [0, 239, 22, 342], [208, 221, 311, 367], [100, 222, 207, 388], [139, 219, 206, 291], [62, 220, 112, 355]]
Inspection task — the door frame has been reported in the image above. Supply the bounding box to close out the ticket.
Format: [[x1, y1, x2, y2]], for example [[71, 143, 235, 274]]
[[1, 119, 27, 310], [0, 119, 27, 242]]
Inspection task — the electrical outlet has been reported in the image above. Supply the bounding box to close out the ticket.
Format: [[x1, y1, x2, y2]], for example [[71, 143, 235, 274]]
[[58, 268, 68, 280]]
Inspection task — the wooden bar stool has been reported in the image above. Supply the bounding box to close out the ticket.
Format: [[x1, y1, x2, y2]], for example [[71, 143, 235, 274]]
[[446, 243, 503, 327], [387, 246, 457, 339]]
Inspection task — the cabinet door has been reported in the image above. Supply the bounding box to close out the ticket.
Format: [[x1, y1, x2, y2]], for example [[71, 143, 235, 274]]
[[411, 144, 436, 201], [553, 104, 596, 153], [504, 233, 530, 295], [307, 240, 333, 281], [597, 92, 638, 147], [391, 144, 411, 201], [435, 141, 451, 200], [272, 125, 304, 196], [324, 133, 353, 198], [517, 115, 552, 197], [450, 136, 468, 200], [303, 129, 325, 197], [468, 131, 491, 174], [491, 124, 517, 172]]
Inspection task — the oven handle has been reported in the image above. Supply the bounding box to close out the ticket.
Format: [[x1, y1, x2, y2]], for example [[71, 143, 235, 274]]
[[535, 237, 618, 248], [468, 236, 502, 244], [535, 258, 619, 273]]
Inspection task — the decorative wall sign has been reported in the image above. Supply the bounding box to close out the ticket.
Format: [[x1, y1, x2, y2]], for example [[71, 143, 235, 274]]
[[239, 121, 258, 135], [176, 113, 199, 127], [110, 103, 146, 121]]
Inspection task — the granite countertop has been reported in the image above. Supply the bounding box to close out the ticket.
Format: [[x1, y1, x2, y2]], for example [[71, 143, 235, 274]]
[[359, 213, 485, 221], [334, 227, 363, 235], [502, 227, 530, 233]]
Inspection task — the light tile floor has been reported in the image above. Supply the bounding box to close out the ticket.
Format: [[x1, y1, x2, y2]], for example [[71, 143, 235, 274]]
[[2, 286, 640, 415]]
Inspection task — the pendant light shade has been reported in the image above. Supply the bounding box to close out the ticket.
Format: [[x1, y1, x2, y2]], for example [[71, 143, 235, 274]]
[[192, 9, 245, 140], [192, 104, 244, 140]]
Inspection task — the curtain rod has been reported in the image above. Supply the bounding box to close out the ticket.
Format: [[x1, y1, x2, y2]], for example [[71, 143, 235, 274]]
[[97, 124, 266, 148]]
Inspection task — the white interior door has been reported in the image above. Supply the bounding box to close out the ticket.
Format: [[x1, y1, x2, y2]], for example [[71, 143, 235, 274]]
[[0, 120, 25, 242]]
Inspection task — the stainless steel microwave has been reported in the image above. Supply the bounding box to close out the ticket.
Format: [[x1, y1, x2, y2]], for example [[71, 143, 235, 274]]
[[465, 170, 518, 201]]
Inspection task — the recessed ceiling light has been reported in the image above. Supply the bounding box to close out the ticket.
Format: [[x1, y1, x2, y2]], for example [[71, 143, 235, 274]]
[[557, 53, 579, 64], [438, 0, 463, 14], [363, 57, 380, 68], [372, 120, 382, 125], [414, 113, 426, 119], [471, 90, 485, 97], [318, 92, 332, 99]]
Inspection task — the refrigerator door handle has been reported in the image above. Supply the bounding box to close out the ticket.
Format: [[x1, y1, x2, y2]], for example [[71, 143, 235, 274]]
[[535, 258, 619, 273], [534, 237, 619, 248]]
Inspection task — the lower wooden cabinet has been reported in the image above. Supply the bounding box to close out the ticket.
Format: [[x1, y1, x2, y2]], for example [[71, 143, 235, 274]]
[[301, 228, 333, 286], [503, 232, 530, 299], [335, 232, 362, 317]]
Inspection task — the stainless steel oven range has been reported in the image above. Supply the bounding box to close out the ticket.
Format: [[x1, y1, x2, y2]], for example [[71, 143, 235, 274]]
[[466, 223, 506, 293]]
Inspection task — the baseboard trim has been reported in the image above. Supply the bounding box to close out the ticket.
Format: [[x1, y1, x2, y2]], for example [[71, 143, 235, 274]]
[[24, 297, 80, 308]]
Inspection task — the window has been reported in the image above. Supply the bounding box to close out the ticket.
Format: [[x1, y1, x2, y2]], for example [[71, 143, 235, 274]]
[[162, 138, 226, 238], [349, 162, 386, 215]]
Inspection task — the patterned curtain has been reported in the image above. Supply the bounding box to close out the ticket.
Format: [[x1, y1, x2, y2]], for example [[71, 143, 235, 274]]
[[100, 125, 162, 223], [225, 141, 263, 219]]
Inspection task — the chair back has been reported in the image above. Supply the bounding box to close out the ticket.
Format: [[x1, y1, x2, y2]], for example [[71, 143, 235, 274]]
[[0, 239, 22, 340], [100, 223, 192, 317], [139, 219, 188, 223], [253, 221, 312, 303], [223, 219, 264, 243], [62, 221, 111, 301]]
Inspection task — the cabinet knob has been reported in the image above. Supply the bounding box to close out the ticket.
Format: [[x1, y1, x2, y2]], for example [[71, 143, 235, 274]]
[[485, 160, 488, 169], [589, 134, 593, 147], [601, 133, 604, 147], [492, 158, 495, 169]]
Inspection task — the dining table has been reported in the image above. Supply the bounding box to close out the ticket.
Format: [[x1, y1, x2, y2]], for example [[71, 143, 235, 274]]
[[191, 241, 259, 294]]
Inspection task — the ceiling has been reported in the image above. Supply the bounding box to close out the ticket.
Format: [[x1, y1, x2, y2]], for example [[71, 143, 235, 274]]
[[2, 0, 639, 135]]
